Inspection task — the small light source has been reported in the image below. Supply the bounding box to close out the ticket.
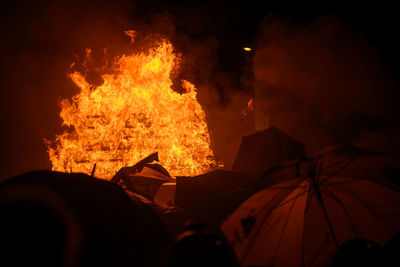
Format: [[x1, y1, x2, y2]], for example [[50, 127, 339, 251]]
[[217, 160, 225, 168], [243, 47, 252, 52]]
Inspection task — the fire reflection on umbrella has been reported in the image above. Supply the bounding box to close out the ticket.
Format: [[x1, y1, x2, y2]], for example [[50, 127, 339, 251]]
[[221, 145, 400, 266]]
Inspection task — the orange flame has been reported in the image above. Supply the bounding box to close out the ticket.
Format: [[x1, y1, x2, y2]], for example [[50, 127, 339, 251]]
[[47, 31, 215, 179]]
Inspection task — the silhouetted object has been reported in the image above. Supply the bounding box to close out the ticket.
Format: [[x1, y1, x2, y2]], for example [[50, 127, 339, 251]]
[[383, 232, 400, 266], [332, 239, 382, 267], [154, 182, 176, 207], [169, 222, 239, 267], [255, 144, 400, 189], [232, 126, 306, 175], [111, 152, 172, 200], [90, 163, 97, 177], [158, 206, 192, 237], [221, 145, 400, 266], [111, 151, 160, 184], [0, 170, 173, 267], [175, 170, 259, 229]]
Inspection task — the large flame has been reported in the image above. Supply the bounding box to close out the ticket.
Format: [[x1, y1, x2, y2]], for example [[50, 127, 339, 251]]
[[47, 31, 215, 179]]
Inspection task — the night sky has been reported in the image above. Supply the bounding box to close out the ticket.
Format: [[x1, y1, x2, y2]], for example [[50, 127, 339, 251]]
[[1, 0, 400, 180]]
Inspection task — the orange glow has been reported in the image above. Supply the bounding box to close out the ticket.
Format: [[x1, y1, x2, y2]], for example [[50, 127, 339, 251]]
[[243, 47, 252, 52], [47, 30, 215, 179]]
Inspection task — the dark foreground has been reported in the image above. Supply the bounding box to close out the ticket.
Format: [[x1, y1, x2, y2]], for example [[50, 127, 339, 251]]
[[0, 170, 399, 267]]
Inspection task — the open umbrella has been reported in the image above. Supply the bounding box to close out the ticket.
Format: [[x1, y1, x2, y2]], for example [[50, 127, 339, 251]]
[[221, 145, 400, 266], [0, 170, 173, 266], [232, 126, 306, 175], [175, 170, 259, 229]]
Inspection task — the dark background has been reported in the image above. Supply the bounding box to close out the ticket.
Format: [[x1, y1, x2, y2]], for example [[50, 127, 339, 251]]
[[1, 0, 399, 180]]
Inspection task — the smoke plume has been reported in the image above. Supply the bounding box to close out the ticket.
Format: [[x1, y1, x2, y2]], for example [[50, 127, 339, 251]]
[[253, 15, 400, 153]]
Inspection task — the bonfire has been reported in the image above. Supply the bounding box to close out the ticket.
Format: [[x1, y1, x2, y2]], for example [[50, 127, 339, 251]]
[[46, 31, 215, 179]]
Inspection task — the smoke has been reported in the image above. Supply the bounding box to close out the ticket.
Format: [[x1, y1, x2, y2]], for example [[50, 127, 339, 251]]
[[253, 15, 400, 153], [170, 31, 254, 167]]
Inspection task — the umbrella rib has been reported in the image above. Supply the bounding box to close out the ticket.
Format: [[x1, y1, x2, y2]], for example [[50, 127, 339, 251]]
[[319, 185, 360, 239], [274, 189, 309, 209], [304, 184, 314, 215], [273, 190, 300, 260], [319, 158, 358, 184], [318, 148, 368, 170], [241, 186, 308, 264], [324, 175, 400, 192], [322, 177, 364, 185], [312, 156, 339, 247], [319, 158, 354, 170], [301, 185, 313, 267], [310, 171, 339, 248], [267, 185, 309, 190]]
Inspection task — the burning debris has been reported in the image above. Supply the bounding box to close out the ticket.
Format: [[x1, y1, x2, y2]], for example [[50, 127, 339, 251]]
[[46, 31, 215, 179], [110, 152, 173, 202]]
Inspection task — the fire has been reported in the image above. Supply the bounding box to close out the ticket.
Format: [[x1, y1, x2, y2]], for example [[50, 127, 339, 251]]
[[47, 31, 215, 179]]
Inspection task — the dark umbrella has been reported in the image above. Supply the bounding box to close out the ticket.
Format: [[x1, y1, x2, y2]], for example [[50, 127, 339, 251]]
[[0, 170, 173, 267], [221, 145, 400, 266], [175, 170, 259, 229], [232, 126, 306, 175]]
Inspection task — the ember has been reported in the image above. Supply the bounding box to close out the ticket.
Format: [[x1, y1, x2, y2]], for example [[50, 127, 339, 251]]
[[46, 31, 215, 179]]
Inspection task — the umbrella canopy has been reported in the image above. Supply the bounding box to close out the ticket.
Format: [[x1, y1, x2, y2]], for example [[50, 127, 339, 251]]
[[0, 170, 173, 266], [232, 126, 306, 175], [175, 170, 259, 229], [221, 145, 400, 267], [124, 164, 172, 200]]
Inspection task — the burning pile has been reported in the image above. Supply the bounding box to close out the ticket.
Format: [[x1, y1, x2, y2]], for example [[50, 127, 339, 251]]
[[47, 31, 215, 179]]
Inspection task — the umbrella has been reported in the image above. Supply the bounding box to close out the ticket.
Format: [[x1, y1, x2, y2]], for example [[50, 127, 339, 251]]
[[175, 170, 259, 229], [232, 126, 306, 175], [221, 145, 400, 266], [0, 170, 173, 266]]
